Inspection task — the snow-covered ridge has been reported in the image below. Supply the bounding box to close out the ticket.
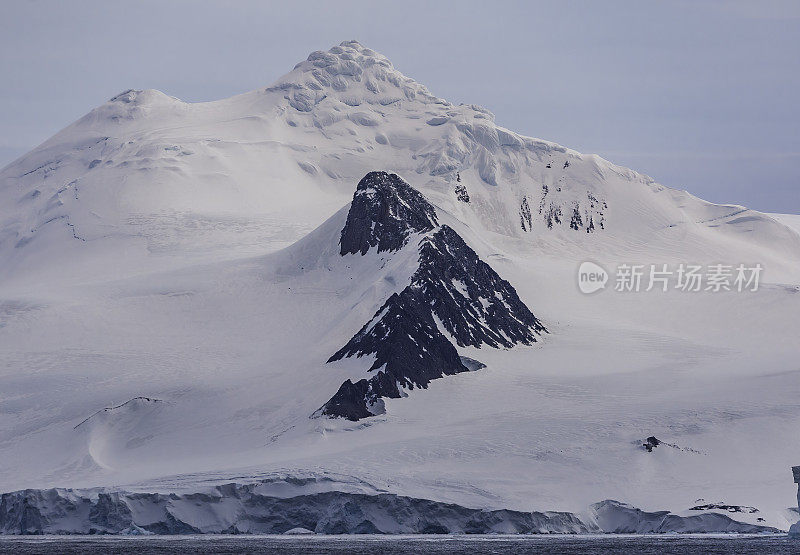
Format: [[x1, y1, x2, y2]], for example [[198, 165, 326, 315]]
[[3, 39, 797, 286], [73, 397, 162, 430], [273, 40, 445, 112]]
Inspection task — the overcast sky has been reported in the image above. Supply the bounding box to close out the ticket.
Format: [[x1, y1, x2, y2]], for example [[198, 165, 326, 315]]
[[2, 0, 798, 212]]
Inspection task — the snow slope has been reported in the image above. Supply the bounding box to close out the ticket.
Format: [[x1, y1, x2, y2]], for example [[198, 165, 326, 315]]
[[2, 40, 798, 287], [772, 213, 800, 235], [1, 41, 799, 532]]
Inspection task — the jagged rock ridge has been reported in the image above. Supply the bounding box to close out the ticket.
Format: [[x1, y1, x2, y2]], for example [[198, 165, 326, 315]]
[[319, 172, 546, 421], [339, 171, 438, 256], [414, 225, 545, 348], [320, 288, 468, 421]]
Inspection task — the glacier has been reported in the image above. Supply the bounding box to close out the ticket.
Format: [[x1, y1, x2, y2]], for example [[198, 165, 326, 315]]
[[0, 483, 778, 535]]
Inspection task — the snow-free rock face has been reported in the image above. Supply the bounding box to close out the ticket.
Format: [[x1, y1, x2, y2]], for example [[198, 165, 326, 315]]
[[413, 225, 545, 348], [319, 172, 545, 421], [339, 171, 438, 255], [321, 289, 471, 420]]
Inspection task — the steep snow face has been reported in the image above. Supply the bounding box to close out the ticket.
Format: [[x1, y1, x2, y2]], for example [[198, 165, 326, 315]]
[[2, 39, 798, 286], [586, 500, 776, 534], [0, 485, 775, 535]]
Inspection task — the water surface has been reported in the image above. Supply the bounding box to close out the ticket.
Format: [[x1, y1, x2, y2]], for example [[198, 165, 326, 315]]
[[0, 534, 793, 554]]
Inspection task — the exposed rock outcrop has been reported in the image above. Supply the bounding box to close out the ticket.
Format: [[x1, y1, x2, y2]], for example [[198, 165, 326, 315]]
[[320, 172, 545, 420], [339, 171, 437, 256]]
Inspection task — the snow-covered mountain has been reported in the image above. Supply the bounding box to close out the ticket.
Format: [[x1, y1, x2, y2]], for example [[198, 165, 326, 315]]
[[2, 40, 798, 286], [1, 41, 800, 534]]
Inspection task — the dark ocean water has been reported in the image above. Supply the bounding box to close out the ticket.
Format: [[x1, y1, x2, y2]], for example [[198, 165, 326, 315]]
[[0, 534, 795, 554]]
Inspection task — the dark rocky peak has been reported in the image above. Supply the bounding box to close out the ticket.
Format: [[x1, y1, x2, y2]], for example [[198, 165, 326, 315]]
[[339, 171, 438, 256], [319, 212, 546, 420], [414, 226, 546, 348], [320, 290, 468, 420]]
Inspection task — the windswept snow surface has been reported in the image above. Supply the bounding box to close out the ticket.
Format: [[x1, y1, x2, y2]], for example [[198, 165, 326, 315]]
[[1, 41, 800, 532], [772, 213, 800, 235]]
